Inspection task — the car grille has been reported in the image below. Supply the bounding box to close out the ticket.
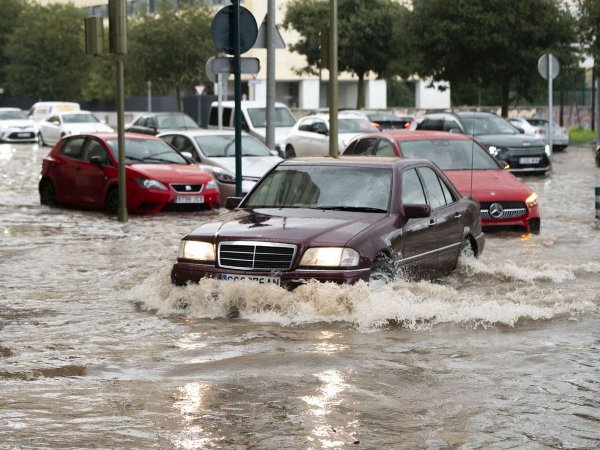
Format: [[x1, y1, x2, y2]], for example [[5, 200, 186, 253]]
[[480, 201, 527, 220], [8, 131, 34, 139], [218, 242, 296, 271], [170, 183, 203, 193]]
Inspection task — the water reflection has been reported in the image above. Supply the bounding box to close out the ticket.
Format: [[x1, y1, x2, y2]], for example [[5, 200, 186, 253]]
[[172, 382, 218, 449]]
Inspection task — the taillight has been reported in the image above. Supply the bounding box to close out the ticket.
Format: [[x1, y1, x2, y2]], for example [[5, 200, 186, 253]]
[[534, 129, 546, 135]]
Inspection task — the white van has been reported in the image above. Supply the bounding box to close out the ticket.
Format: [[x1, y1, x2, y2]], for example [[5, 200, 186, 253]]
[[208, 100, 297, 156], [28, 102, 80, 121]]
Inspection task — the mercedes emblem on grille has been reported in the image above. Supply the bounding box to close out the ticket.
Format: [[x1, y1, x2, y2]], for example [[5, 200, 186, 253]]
[[489, 202, 504, 218], [185, 185, 191, 191]]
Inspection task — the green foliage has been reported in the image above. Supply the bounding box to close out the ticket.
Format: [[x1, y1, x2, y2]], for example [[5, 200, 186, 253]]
[[283, 0, 411, 107], [568, 126, 596, 143], [127, 3, 216, 109], [576, 0, 600, 62], [409, 0, 577, 115], [0, 0, 29, 93], [5, 3, 91, 100]]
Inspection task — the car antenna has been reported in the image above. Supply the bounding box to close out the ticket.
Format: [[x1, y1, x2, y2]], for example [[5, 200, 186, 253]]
[[470, 112, 475, 199]]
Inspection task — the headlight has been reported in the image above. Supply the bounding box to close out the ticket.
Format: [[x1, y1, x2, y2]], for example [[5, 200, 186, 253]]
[[135, 178, 167, 190], [545, 144, 551, 156], [210, 167, 236, 184], [178, 240, 215, 262], [205, 179, 218, 190], [299, 247, 360, 268], [525, 192, 539, 208]]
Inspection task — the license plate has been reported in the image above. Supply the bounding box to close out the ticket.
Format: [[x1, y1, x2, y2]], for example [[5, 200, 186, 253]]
[[519, 157, 540, 164], [17, 132, 31, 137], [221, 274, 281, 286], [175, 195, 204, 204]]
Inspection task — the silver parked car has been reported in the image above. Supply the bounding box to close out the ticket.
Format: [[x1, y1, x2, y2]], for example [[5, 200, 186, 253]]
[[508, 117, 569, 151], [0, 107, 38, 143], [159, 130, 282, 200], [37, 110, 113, 146]]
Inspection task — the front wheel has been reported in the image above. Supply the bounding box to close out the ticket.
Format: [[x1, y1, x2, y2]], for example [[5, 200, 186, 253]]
[[39, 179, 56, 206], [370, 254, 395, 283], [105, 188, 118, 215], [37, 133, 45, 146], [285, 145, 296, 159]]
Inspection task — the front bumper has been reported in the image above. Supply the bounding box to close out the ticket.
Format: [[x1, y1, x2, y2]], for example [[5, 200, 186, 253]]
[[130, 189, 220, 214], [171, 261, 371, 289], [0, 129, 37, 142]]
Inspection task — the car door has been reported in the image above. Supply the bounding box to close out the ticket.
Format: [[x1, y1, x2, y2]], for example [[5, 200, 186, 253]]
[[417, 166, 464, 274], [398, 167, 439, 277], [75, 137, 113, 207], [43, 114, 62, 144], [305, 119, 329, 156], [52, 136, 87, 204]]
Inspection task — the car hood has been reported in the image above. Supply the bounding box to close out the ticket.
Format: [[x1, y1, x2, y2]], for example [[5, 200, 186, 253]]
[[187, 209, 384, 246], [444, 170, 533, 202], [130, 163, 211, 183], [474, 134, 544, 148], [0, 119, 35, 128], [207, 156, 282, 179], [64, 123, 113, 133]]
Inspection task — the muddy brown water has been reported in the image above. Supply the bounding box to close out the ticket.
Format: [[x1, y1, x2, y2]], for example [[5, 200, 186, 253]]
[[1, 142, 599, 449]]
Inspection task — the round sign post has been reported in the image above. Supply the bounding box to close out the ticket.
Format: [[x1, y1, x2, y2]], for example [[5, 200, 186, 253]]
[[210, 2, 258, 197], [538, 54, 560, 156]]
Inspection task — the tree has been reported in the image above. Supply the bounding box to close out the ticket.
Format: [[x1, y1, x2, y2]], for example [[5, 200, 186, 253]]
[[0, 0, 27, 95], [409, 0, 577, 116], [282, 0, 411, 109], [576, 0, 600, 133], [5, 3, 91, 100], [127, 3, 216, 112]]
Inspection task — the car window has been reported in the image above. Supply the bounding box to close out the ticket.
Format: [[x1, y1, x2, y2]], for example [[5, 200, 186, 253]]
[[418, 167, 447, 209], [63, 113, 99, 124], [439, 175, 456, 204], [344, 137, 378, 156], [375, 139, 396, 156], [246, 107, 297, 128], [48, 115, 60, 124], [157, 114, 197, 129], [398, 139, 500, 170], [339, 118, 379, 133], [311, 120, 328, 134], [82, 138, 111, 165], [244, 166, 391, 211], [416, 117, 444, 131], [443, 119, 462, 133], [298, 118, 314, 132], [459, 114, 519, 135], [176, 136, 195, 155], [401, 168, 427, 204], [60, 137, 86, 160]]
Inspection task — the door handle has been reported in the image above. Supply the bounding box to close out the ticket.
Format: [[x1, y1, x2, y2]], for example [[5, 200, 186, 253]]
[[428, 219, 436, 228], [454, 212, 462, 220]]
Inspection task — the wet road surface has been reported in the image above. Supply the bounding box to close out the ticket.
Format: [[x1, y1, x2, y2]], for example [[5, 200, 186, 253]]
[[1, 142, 599, 448]]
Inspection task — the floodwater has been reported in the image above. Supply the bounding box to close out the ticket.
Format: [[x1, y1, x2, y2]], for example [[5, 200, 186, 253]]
[[1, 141, 599, 449]]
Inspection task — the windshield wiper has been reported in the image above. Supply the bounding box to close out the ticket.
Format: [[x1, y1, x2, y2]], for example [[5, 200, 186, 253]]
[[311, 206, 387, 212], [144, 156, 178, 163], [125, 156, 145, 162]]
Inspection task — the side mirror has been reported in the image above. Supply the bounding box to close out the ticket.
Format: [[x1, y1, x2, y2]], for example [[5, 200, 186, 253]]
[[225, 197, 242, 210], [269, 150, 279, 157], [448, 127, 463, 134], [90, 155, 104, 167], [404, 203, 431, 219], [181, 151, 193, 160]]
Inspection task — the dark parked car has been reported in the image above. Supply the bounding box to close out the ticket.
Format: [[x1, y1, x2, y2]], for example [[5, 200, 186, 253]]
[[171, 157, 485, 289], [125, 112, 200, 135], [343, 130, 541, 234], [343, 110, 413, 130], [39, 133, 220, 214], [414, 112, 551, 174]]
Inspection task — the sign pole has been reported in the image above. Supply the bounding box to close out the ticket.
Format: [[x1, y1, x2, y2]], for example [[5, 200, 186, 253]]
[[266, 0, 276, 151], [547, 55, 553, 156], [328, 0, 338, 158], [232, 0, 242, 197]]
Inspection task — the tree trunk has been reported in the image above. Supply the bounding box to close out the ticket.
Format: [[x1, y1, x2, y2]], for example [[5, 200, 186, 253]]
[[176, 85, 183, 112], [500, 77, 510, 117], [356, 73, 365, 109]]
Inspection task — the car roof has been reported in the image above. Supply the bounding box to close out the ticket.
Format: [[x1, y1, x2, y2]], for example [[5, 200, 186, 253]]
[[359, 130, 472, 142], [210, 100, 288, 107], [281, 156, 433, 169], [66, 132, 162, 140], [158, 129, 251, 138], [0, 107, 22, 112]]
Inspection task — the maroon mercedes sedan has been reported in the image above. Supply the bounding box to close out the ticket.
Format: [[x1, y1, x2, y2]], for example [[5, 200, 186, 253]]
[[171, 157, 485, 289]]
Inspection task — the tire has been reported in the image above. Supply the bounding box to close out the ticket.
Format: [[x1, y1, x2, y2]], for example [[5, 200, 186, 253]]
[[39, 179, 56, 206], [285, 145, 296, 159], [37, 133, 45, 146], [528, 218, 541, 235], [460, 237, 475, 257], [370, 254, 395, 282], [105, 188, 119, 215]]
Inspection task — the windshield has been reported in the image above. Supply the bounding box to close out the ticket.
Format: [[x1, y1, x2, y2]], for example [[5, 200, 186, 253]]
[[107, 138, 188, 164], [243, 165, 391, 211], [459, 114, 519, 136], [527, 118, 549, 127], [339, 117, 379, 133], [157, 114, 198, 129], [194, 134, 272, 157], [246, 107, 297, 128], [63, 113, 99, 124], [399, 139, 500, 170], [0, 110, 29, 120]]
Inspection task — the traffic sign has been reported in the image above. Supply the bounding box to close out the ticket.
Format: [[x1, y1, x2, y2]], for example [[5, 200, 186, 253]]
[[538, 54, 559, 80], [253, 15, 285, 49], [210, 5, 258, 55], [205, 56, 260, 82]]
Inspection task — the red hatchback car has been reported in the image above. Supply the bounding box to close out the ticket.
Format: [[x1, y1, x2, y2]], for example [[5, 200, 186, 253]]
[[343, 130, 541, 234], [39, 133, 220, 214]]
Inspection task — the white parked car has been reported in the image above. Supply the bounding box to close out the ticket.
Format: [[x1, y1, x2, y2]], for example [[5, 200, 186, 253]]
[[27, 101, 80, 122], [508, 116, 569, 151], [0, 107, 38, 143], [37, 110, 114, 146], [283, 112, 379, 158], [159, 129, 282, 199]]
